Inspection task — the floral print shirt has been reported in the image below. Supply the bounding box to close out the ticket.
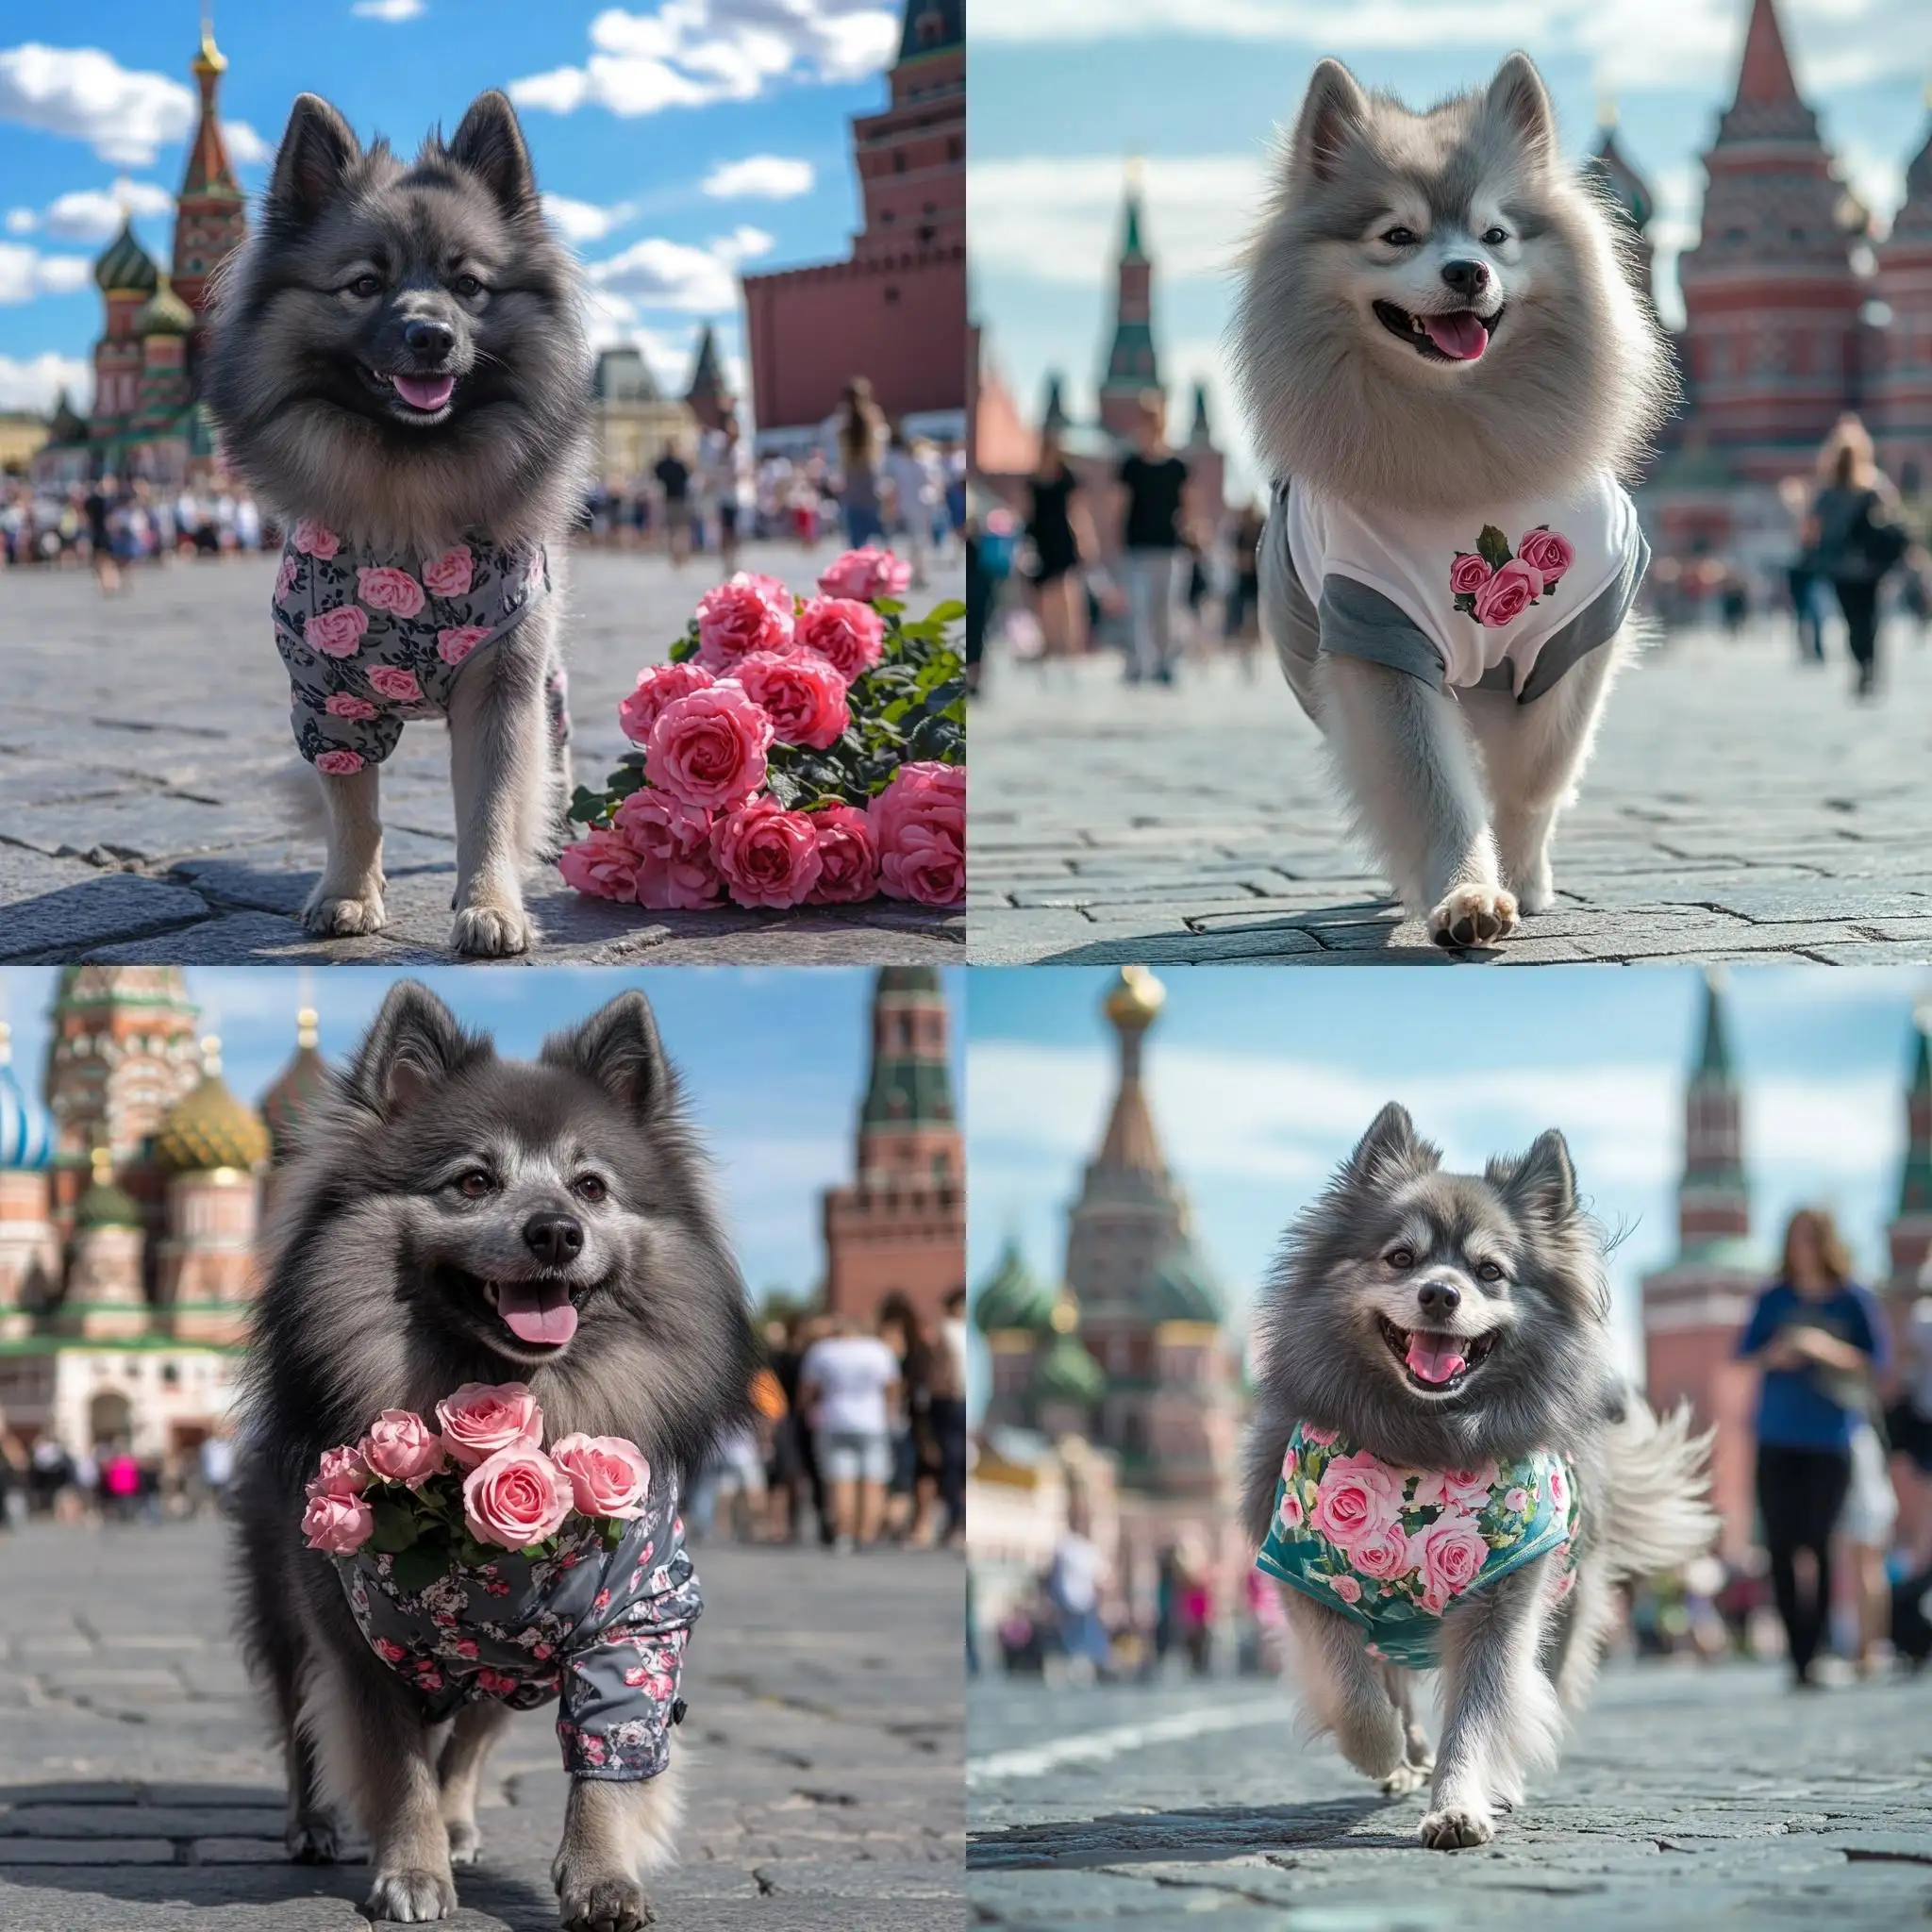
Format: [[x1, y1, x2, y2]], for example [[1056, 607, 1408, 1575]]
[[273, 519, 558, 774], [334, 1474, 698, 1781], [1256, 1424, 1580, 1670]]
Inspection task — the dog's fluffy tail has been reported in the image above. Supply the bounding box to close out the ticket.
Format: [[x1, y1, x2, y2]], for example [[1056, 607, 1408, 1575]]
[[1592, 1397, 1720, 1582]]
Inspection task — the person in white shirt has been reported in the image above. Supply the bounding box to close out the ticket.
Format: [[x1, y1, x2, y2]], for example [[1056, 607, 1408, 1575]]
[[800, 1315, 902, 1551], [882, 424, 933, 587]]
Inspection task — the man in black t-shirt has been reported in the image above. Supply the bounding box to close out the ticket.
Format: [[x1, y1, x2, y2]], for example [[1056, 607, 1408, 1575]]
[[1117, 391, 1190, 683], [655, 442, 693, 566]]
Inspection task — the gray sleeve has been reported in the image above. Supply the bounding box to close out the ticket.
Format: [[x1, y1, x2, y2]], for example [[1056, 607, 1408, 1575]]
[[1314, 575, 1448, 691], [1515, 518, 1651, 704]]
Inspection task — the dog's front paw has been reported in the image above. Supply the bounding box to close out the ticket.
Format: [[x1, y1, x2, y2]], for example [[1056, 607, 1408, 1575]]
[[558, 1874, 654, 1932], [364, 1867, 458, 1922], [1378, 1762, 1430, 1796], [1428, 883, 1518, 949], [450, 901, 536, 958], [446, 1818, 482, 1867], [304, 887, 388, 938], [286, 1815, 339, 1863], [1419, 1805, 1495, 1850]]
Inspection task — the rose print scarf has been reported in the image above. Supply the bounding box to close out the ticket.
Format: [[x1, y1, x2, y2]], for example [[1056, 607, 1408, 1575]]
[[1256, 1424, 1580, 1670], [273, 519, 558, 775], [335, 1473, 698, 1781]]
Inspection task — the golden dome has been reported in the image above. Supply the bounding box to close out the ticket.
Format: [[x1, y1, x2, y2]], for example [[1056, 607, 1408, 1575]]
[[155, 1036, 270, 1174], [192, 14, 227, 75], [1103, 965, 1165, 1031]]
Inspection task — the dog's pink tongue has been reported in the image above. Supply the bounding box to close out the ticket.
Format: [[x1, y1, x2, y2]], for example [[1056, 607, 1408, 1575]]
[[392, 373, 455, 410], [1406, 1332, 1468, 1385], [1423, 310, 1489, 361], [498, 1282, 577, 1346]]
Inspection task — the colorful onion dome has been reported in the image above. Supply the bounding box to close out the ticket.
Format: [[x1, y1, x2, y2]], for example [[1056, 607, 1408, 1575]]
[[0, 1023, 53, 1171], [136, 276, 194, 337], [94, 216, 159, 296], [155, 1036, 271, 1174], [1103, 964, 1165, 1031], [1031, 1302, 1106, 1406], [1148, 1237, 1227, 1324], [260, 1008, 329, 1163], [75, 1145, 142, 1229], [974, 1237, 1058, 1335]]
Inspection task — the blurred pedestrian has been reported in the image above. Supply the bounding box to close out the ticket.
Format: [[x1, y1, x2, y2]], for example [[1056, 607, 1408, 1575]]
[[1224, 500, 1265, 678], [83, 478, 120, 595], [799, 1312, 901, 1553], [882, 425, 933, 588], [654, 441, 693, 567], [836, 378, 888, 550], [1737, 1207, 1890, 1687], [1045, 1505, 1109, 1679], [1117, 390, 1190, 685], [198, 1426, 234, 1515], [1884, 1276, 1932, 1568], [1810, 415, 1908, 698], [933, 1286, 967, 1545], [1838, 1417, 1896, 1674], [1025, 426, 1091, 662], [878, 1291, 938, 1543]]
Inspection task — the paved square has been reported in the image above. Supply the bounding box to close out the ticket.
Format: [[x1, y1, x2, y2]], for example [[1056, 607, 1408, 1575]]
[[967, 621, 1932, 965], [0, 1518, 964, 1930], [0, 544, 963, 966]]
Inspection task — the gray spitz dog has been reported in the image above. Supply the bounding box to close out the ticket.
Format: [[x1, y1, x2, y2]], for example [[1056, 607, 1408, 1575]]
[[1231, 56, 1676, 948], [205, 92, 591, 958], [232, 982, 755, 1926], [1241, 1104, 1714, 1849]]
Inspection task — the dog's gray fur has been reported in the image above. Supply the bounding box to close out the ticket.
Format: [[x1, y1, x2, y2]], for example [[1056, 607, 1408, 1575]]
[[1231, 55, 1677, 947], [205, 92, 591, 957], [231, 982, 756, 1925], [1243, 1103, 1716, 1848]]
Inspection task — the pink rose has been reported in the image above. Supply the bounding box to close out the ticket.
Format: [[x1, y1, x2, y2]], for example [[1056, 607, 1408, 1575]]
[[1281, 1448, 1298, 1479], [793, 596, 886, 683], [358, 1409, 448, 1490], [275, 553, 298, 601], [1307, 1450, 1405, 1551], [421, 544, 475, 599], [558, 827, 641, 903], [306, 1445, 370, 1500], [618, 661, 716, 745], [435, 1381, 543, 1470], [474, 1666, 520, 1696], [1346, 1519, 1412, 1582], [462, 1442, 575, 1550], [304, 605, 370, 658], [1302, 1424, 1339, 1446], [635, 845, 726, 911], [1411, 1462, 1498, 1512], [438, 625, 491, 666], [324, 693, 378, 721], [1324, 1572, 1362, 1606], [315, 749, 365, 776], [453, 1637, 480, 1660], [817, 545, 910, 602], [1548, 1464, 1568, 1512], [613, 789, 712, 860], [375, 1638, 407, 1663], [734, 649, 850, 750], [1448, 552, 1491, 596], [710, 797, 824, 908], [645, 683, 773, 809], [869, 760, 964, 906], [694, 573, 794, 672], [1516, 526, 1574, 584], [807, 803, 879, 904], [357, 565, 426, 619], [1277, 1487, 1305, 1531], [1414, 1510, 1491, 1613], [291, 518, 339, 560], [551, 1433, 651, 1520], [302, 1490, 374, 1556], [1473, 558, 1542, 627], [368, 665, 424, 703]]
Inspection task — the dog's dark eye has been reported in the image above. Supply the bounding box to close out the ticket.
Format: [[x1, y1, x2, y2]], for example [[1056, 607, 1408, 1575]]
[[573, 1174, 608, 1204], [1380, 225, 1417, 247], [1387, 1246, 1415, 1270], [1482, 226, 1508, 246], [346, 274, 383, 299], [454, 1170, 494, 1199], [1477, 1261, 1506, 1282], [452, 273, 484, 298]]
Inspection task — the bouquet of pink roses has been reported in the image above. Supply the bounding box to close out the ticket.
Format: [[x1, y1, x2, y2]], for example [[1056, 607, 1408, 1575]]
[[301, 1380, 651, 1596], [558, 545, 965, 913]]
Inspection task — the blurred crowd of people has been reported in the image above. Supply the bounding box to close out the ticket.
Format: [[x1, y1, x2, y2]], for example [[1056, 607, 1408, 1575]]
[[0, 476, 270, 583], [0, 1412, 235, 1527]]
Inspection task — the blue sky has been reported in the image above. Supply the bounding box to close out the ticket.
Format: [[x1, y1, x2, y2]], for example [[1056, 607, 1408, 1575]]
[[966, 965, 1932, 1410], [0, 0, 906, 415], [968, 0, 1932, 498], [0, 964, 964, 1309]]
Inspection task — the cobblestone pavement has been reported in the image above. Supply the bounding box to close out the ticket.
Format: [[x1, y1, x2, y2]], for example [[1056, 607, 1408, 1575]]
[[0, 543, 963, 966], [966, 1663, 1932, 1928], [968, 619, 1932, 965], [0, 1519, 964, 1930]]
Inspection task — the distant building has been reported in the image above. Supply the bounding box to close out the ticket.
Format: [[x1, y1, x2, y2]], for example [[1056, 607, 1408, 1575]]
[[0, 411, 49, 475], [684, 325, 736, 435], [588, 345, 695, 483], [741, 0, 965, 447], [821, 969, 964, 1328]]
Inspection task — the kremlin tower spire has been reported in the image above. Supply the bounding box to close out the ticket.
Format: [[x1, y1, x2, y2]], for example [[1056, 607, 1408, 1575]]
[[1098, 161, 1160, 441], [170, 13, 247, 327], [1889, 1008, 1932, 1292]]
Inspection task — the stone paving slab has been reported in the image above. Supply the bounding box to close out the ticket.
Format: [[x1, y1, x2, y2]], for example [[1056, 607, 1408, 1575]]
[[967, 620, 1932, 964], [0, 545, 962, 966], [0, 1519, 963, 1929]]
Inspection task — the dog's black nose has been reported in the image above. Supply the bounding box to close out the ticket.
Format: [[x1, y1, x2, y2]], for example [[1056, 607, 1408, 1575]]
[[1415, 1279, 1461, 1317], [1440, 258, 1490, 300], [523, 1212, 583, 1267], [403, 317, 456, 358]]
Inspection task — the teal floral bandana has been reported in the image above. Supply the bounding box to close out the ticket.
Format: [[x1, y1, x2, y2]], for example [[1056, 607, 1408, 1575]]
[[1255, 1424, 1580, 1670]]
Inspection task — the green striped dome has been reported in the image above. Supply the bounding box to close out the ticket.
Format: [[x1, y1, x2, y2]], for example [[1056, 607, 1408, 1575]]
[[1031, 1330, 1106, 1407], [94, 217, 158, 295], [974, 1238, 1057, 1335]]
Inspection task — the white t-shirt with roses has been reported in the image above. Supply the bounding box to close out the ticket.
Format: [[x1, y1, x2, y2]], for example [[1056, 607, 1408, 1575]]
[[1267, 466, 1649, 706]]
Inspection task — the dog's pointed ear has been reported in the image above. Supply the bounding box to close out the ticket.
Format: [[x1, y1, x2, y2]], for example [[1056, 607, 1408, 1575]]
[[1484, 53, 1558, 172], [1291, 59, 1370, 187], [1490, 1127, 1577, 1223], [543, 991, 669, 1118], [343, 982, 477, 1120], [448, 91, 536, 213], [1342, 1102, 1437, 1189], [269, 93, 360, 226]]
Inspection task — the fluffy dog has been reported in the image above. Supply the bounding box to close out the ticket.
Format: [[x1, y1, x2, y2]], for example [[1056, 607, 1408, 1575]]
[[1231, 55, 1675, 947], [205, 92, 591, 958], [1241, 1104, 1714, 1848], [232, 982, 756, 1925]]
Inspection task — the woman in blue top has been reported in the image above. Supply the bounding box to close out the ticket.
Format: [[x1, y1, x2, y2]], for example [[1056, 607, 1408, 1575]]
[[1737, 1208, 1890, 1687]]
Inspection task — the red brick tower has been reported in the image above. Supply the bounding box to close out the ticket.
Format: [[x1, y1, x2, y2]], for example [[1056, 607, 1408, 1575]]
[[1641, 974, 1764, 1559], [851, 0, 964, 268], [1874, 108, 1932, 495], [684, 325, 734, 433], [1097, 166, 1158, 442], [170, 20, 247, 365], [822, 969, 964, 1327], [1888, 1012, 1932, 1294], [1674, 0, 1867, 484]]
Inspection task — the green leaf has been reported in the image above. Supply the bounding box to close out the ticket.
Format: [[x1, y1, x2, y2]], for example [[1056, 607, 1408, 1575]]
[[390, 1540, 450, 1595], [456, 1531, 491, 1569], [924, 599, 965, 626], [668, 636, 698, 664], [603, 1517, 625, 1549], [1475, 525, 1511, 571], [568, 784, 613, 828], [765, 765, 804, 809], [367, 1497, 420, 1555]]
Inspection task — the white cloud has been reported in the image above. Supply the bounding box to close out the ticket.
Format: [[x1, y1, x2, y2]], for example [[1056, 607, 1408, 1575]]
[[352, 0, 426, 17], [703, 153, 815, 200], [0, 43, 196, 166], [21, 175, 174, 243], [5, 208, 37, 234], [0, 349, 91, 412], [223, 119, 274, 167], [968, 0, 1550, 44], [542, 192, 639, 243], [0, 241, 92, 303], [587, 226, 769, 310], [711, 224, 774, 264], [509, 0, 899, 120]]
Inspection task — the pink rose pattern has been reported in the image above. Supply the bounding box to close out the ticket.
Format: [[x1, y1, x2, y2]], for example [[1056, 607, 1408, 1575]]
[[644, 683, 774, 810], [709, 796, 824, 908], [1450, 525, 1573, 629], [273, 532, 551, 771], [870, 760, 965, 907]]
